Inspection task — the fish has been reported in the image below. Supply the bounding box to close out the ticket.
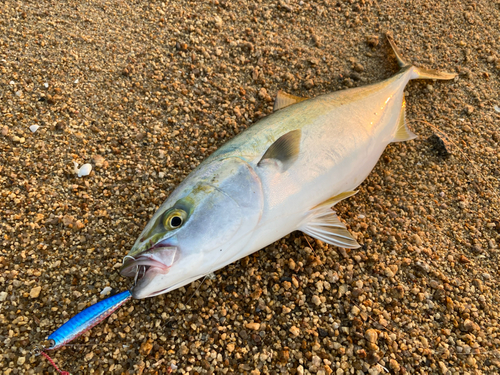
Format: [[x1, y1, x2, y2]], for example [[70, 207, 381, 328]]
[[120, 36, 456, 299]]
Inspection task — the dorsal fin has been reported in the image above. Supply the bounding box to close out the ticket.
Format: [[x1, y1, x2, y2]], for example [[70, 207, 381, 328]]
[[393, 97, 417, 142], [257, 129, 301, 171], [273, 91, 308, 111], [312, 190, 358, 210], [386, 34, 411, 68]]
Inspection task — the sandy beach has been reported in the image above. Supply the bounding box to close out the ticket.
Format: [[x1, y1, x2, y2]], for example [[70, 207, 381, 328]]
[[1, 0, 500, 373]]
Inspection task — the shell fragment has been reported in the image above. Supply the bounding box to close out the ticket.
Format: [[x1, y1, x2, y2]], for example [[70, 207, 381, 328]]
[[73, 161, 92, 177]]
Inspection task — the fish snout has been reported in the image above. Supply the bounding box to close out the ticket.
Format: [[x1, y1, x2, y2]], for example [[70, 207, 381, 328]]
[[119, 246, 178, 278]]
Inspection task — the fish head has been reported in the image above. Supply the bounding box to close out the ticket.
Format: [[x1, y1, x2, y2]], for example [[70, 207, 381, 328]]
[[120, 157, 263, 298]]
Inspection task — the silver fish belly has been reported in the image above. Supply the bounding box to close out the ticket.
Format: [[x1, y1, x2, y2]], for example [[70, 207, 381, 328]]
[[121, 36, 456, 299]]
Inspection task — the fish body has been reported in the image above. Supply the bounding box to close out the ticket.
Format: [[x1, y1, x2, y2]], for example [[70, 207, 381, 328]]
[[121, 37, 456, 298]]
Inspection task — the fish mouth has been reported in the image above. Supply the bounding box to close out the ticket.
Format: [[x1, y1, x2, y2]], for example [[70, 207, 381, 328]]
[[120, 246, 178, 288]]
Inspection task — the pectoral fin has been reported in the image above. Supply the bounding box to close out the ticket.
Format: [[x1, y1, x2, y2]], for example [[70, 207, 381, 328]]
[[299, 208, 360, 249], [273, 91, 308, 111], [393, 97, 417, 142], [258, 129, 301, 171]]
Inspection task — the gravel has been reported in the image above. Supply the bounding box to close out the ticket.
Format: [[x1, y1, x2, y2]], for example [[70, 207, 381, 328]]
[[1, 0, 500, 374]]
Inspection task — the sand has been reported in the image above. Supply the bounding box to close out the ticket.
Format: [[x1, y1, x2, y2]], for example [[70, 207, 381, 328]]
[[1, 0, 500, 374]]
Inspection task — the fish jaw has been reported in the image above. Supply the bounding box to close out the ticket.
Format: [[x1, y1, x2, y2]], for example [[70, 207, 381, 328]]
[[120, 244, 178, 298]]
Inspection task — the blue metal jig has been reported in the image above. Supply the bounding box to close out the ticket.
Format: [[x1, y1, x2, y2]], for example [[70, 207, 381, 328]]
[[47, 290, 132, 350]]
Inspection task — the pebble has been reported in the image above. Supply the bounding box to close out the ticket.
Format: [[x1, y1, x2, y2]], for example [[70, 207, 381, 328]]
[[311, 295, 322, 306], [304, 79, 315, 89], [140, 338, 154, 356], [245, 322, 260, 330], [29, 125, 40, 132], [0, 292, 7, 301], [100, 286, 112, 295], [289, 326, 300, 337], [364, 329, 378, 343], [389, 359, 400, 372], [366, 35, 379, 47], [30, 286, 42, 299], [410, 234, 423, 246]]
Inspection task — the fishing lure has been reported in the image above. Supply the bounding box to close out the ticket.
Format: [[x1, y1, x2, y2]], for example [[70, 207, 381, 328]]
[[46, 290, 132, 350]]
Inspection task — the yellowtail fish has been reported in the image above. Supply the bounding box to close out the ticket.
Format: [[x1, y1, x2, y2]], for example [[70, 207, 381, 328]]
[[121, 36, 456, 298]]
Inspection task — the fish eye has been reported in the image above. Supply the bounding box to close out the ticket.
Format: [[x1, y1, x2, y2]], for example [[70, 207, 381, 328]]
[[170, 215, 183, 228], [164, 209, 187, 230]]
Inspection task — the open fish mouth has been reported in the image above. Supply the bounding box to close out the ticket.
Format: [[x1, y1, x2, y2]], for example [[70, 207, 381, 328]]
[[120, 247, 178, 280]]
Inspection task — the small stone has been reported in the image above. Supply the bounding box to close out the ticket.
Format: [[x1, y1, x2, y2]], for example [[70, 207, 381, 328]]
[[258, 87, 268, 99], [351, 305, 360, 315], [0, 292, 7, 301], [364, 329, 378, 343], [462, 319, 477, 332], [100, 286, 112, 296], [465, 105, 474, 115], [279, 348, 290, 363], [411, 234, 423, 246], [91, 154, 105, 167], [140, 338, 154, 356], [438, 361, 448, 374], [29, 125, 40, 132], [84, 352, 94, 362], [245, 322, 260, 331], [178, 345, 189, 355], [30, 286, 42, 299], [311, 295, 322, 306], [289, 326, 300, 337], [366, 35, 379, 47], [384, 267, 395, 278], [1, 126, 8, 136], [353, 63, 364, 72], [304, 79, 314, 89], [459, 254, 471, 264], [17, 357, 26, 366], [312, 355, 321, 367], [366, 351, 381, 365], [473, 278, 483, 292], [389, 359, 400, 372], [415, 261, 430, 273], [226, 343, 235, 352]]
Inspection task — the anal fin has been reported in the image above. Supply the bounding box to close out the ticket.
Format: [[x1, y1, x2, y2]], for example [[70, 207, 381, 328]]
[[299, 208, 360, 249], [312, 190, 358, 210], [393, 97, 417, 142], [273, 91, 308, 111]]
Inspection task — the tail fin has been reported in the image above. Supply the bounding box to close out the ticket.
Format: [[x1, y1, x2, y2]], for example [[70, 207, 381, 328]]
[[386, 34, 457, 81]]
